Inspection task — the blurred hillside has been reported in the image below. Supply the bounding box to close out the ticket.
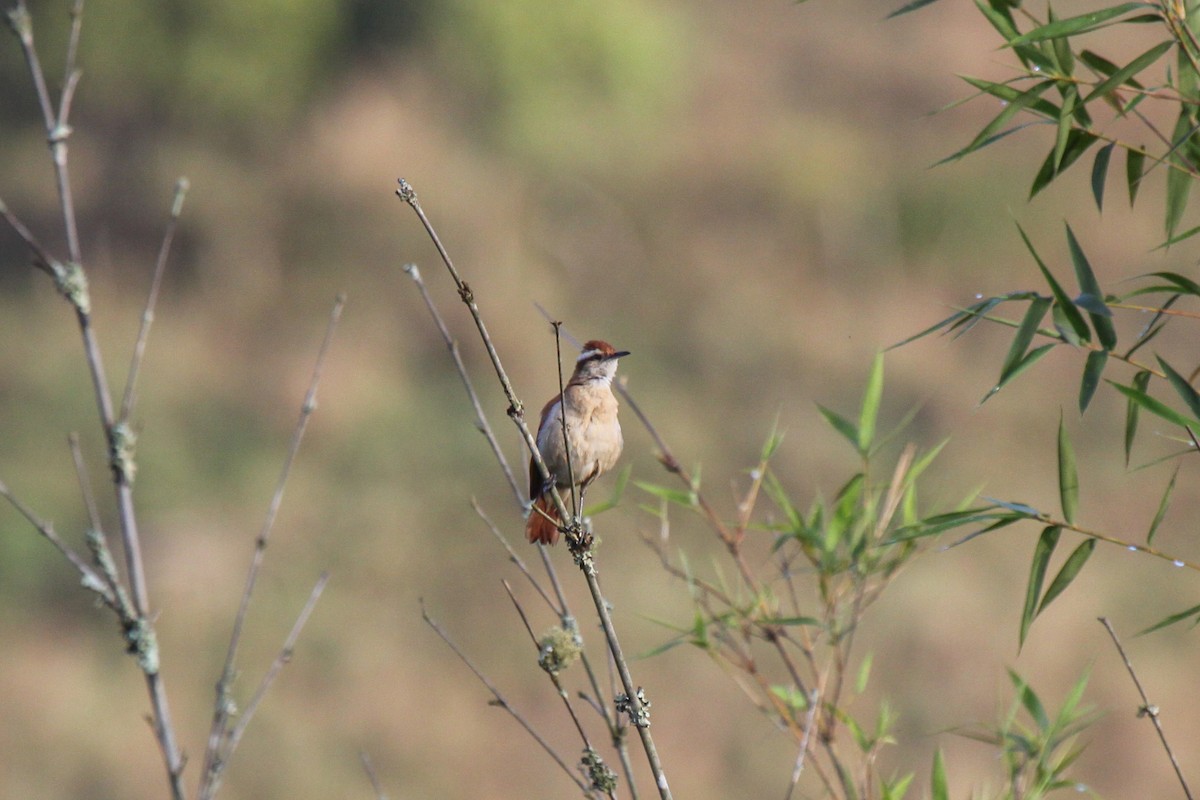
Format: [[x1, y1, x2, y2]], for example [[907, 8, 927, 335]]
[[2, 1, 1199, 798]]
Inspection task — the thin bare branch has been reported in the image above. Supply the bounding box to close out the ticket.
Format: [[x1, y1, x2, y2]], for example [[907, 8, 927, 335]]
[[121, 177, 189, 423], [398, 179, 672, 799], [420, 600, 589, 794], [1099, 617, 1194, 800], [199, 295, 345, 800]]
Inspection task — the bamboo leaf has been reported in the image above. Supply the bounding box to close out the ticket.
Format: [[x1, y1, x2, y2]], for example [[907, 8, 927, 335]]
[[1001, 297, 1052, 380], [1137, 601, 1200, 636], [887, 0, 943, 18], [1166, 109, 1195, 240], [858, 352, 885, 455], [1007, 668, 1050, 729], [1037, 538, 1096, 613], [1126, 147, 1146, 205], [1147, 271, 1200, 296], [1123, 370, 1151, 463], [1079, 350, 1107, 413], [1109, 379, 1200, 431], [1083, 40, 1174, 105], [1091, 142, 1114, 211], [1020, 526, 1060, 648], [1057, 413, 1079, 524], [1157, 356, 1200, 420], [1065, 224, 1117, 349], [1147, 466, 1179, 545], [1009, 4, 1159, 46], [983, 342, 1056, 403], [817, 404, 859, 449], [1018, 224, 1089, 343], [1031, 129, 1098, 198], [961, 80, 1057, 158], [931, 749, 949, 800]]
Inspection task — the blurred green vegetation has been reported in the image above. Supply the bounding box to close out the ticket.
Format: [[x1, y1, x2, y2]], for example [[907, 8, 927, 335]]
[[3, 1, 1200, 799]]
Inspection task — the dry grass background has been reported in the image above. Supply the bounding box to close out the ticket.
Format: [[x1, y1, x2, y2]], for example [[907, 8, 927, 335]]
[[2, 0, 1199, 797]]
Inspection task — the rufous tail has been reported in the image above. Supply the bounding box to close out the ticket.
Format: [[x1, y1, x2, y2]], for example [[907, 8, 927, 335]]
[[526, 494, 561, 545]]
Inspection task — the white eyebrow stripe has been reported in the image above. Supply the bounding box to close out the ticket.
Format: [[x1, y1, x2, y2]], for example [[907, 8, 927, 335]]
[[577, 349, 601, 362]]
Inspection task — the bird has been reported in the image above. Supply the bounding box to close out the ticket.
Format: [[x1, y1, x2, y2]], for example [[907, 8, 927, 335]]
[[526, 339, 630, 545]]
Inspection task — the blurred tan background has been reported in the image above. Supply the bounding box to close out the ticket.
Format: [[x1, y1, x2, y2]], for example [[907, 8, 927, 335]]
[[2, 0, 1199, 797]]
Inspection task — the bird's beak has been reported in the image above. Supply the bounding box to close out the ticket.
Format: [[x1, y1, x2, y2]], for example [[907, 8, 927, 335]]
[[610, 350, 631, 360]]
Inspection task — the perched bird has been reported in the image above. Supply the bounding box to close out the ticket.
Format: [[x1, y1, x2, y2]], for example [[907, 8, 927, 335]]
[[526, 340, 630, 545]]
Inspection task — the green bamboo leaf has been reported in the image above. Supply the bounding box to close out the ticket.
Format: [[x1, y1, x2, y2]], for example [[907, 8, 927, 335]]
[[960, 76, 1063, 118], [817, 404, 859, 449], [886, 0, 943, 18], [1166, 110, 1196, 240], [1157, 356, 1200, 420], [1147, 271, 1200, 296], [1057, 413, 1079, 524], [1009, 3, 1159, 46], [858, 352, 885, 455], [1007, 668, 1050, 729], [1020, 526, 1060, 648], [1110, 379, 1200, 430], [1079, 350, 1107, 413], [1053, 85, 1078, 171], [1124, 370, 1151, 463], [983, 342, 1056, 403], [962, 80, 1056, 157], [1154, 223, 1200, 249], [1065, 224, 1117, 349], [1083, 40, 1174, 105], [1147, 466, 1179, 545], [1091, 142, 1115, 211], [1031, 129, 1098, 198], [1137, 601, 1200, 636], [1037, 538, 1096, 614], [1018, 224, 1089, 343], [1126, 147, 1146, 205], [1002, 296, 1052, 379], [931, 749, 949, 800]]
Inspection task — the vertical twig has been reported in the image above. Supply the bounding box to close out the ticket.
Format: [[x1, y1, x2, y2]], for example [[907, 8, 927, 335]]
[[198, 296, 345, 800], [420, 601, 590, 794], [1099, 617, 1194, 800], [397, 179, 671, 799], [360, 751, 388, 800], [120, 178, 190, 423]]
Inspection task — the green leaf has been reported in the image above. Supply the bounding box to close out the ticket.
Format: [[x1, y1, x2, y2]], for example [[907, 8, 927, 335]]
[[856, 652, 873, 693], [817, 404, 859, 449], [1157, 356, 1200, 420], [1001, 296, 1052, 380], [1057, 413, 1079, 524], [930, 749, 949, 800], [1008, 668, 1050, 729], [886, 0, 943, 18], [1147, 271, 1200, 296], [1020, 526, 1061, 647], [1123, 370, 1152, 463], [959, 76, 1062, 118], [760, 418, 784, 461], [1065, 224, 1117, 349], [1147, 466, 1179, 545], [1079, 350, 1107, 413], [1030, 129, 1098, 198], [1037, 538, 1096, 614], [762, 615, 822, 627], [1018, 224, 1089, 344], [1137, 601, 1200, 636], [1109, 379, 1200, 431], [1053, 84, 1077, 171], [1126, 147, 1146, 205], [1166, 110, 1196, 240], [983, 342, 1056, 404], [1083, 40, 1174, 105], [960, 80, 1056, 159], [1009, 3, 1158, 46], [858, 352, 885, 454], [1090, 142, 1114, 211]]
